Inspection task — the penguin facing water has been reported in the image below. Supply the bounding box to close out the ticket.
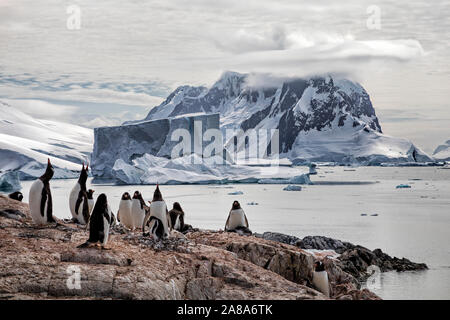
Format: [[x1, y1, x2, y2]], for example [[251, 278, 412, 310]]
[[131, 191, 147, 230], [29, 159, 55, 225], [225, 201, 251, 235], [87, 189, 95, 214], [78, 193, 112, 249], [142, 185, 171, 241], [117, 192, 133, 229], [69, 164, 90, 224], [169, 202, 185, 232], [312, 261, 330, 298]]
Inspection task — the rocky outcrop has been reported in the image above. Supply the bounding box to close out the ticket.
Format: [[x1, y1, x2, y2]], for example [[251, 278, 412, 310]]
[[256, 232, 427, 282], [0, 195, 380, 300]]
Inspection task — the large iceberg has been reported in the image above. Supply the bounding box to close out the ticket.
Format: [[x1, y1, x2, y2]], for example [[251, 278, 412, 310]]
[[110, 153, 311, 185], [92, 113, 220, 180]]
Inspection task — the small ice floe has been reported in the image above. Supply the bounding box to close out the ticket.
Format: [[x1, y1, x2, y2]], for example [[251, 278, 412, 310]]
[[247, 202, 259, 206], [396, 184, 411, 189], [228, 191, 244, 195], [361, 213, 368, 216], [371, 214, 379, 217], [283, 185, 302, 191], [308, 163, 318, 175]]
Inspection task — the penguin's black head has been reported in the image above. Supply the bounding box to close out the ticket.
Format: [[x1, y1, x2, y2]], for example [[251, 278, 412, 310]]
[[232, 201, 241, 210], [133, 191, 141, 199], [93, 193, 108, 212], [173, 202, 183, 212], [78, 163, 89, 185], [153, 184, 163, 202], [314, 261, 325, 272], [8, 191, 23, 202], [122, 192, 131, 200], [41, 158, 54, 182], [87, 189, 95, 199]]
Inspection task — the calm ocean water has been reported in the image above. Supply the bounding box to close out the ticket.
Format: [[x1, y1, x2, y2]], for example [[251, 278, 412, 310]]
[[20, 166, 450, 300]]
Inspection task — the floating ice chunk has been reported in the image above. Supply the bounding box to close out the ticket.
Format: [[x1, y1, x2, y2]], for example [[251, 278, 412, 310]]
[[371, 214, 379, 216], [361, 213, 367, 216], [396, 184, 411, 189], [247, 202, 259, 205], [283, 185, 302, 191], [258, 173, 313, 185], [308, 163, 317, 175], [0, 171, 22, 192], [228, 191, 244, 195]]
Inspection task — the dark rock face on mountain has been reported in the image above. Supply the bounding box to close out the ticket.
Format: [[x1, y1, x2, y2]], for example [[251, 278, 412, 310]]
[[141, 71, 431, 164]]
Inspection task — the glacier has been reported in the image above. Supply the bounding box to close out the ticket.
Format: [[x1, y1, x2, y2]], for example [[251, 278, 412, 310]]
[[0, 101, 93, 179]]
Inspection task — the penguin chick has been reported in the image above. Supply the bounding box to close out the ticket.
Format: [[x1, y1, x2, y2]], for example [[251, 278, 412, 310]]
[[78, 193, 112, 249]]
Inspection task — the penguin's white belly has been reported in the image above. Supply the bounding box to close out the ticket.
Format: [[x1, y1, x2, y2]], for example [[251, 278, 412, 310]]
[[227, 209, 246, 230], [88, 199, 95, 214], [102, 211, 111, 246], [118, 201, 133, 229], [131, 199, 145, 229], [150, 201, 169, 235], [174, 216, 181, 230], [29, 179, 47, 225], [69, 184, 87, 224], [312, 271, 330, 297]]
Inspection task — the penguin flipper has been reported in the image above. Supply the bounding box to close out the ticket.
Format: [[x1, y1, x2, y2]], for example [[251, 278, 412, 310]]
[[40, 188, 47, 217], [142, 209, 151, 234], [244, 214, 249, 228], [225, 213, 231, 231]]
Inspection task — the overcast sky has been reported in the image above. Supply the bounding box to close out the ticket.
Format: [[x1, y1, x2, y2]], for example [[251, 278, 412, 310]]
[[0, 0, 449, 153]]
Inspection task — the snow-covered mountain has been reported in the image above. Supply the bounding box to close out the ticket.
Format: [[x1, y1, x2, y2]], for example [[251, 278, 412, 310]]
[[0, 101, 93, 179], [433, 140, 450, 161], [142, 71, 432, 164]]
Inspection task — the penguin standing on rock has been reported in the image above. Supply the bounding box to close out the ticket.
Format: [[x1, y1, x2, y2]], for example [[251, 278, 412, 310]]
[[131, 191, 147, 230], [78, 193, 112, 249], [142, 185, 171, 241], [117, 192, 133, 229], [8, 191, 23, 202], [29, 159, 56, 225], [312, 261, 330, 298], [69, 164, 90, 224], [87, 189, 95, 214], [225, 201, 251, 235]]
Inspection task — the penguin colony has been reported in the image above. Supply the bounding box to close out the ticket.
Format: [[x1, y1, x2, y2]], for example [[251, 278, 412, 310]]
[[7, 159, 330, 296]]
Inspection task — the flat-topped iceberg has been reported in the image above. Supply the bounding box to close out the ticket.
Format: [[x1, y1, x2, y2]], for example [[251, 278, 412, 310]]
[[0, 171, 22, 192]]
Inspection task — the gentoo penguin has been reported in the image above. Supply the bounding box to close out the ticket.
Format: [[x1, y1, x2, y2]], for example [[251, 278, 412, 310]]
[[117, 192, 133, 229], [169, 202, 185, 232], [225, 201, 250, 233], [29, 159, 56, 225], [8, 191, 23, 202], [87, 189, 95, 214], [312, 261, 330, 298], [78, 193, 112, 249], [142, 185, 171, 241], [69, 164, 90, 224], [130, 191, 147, 230]]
